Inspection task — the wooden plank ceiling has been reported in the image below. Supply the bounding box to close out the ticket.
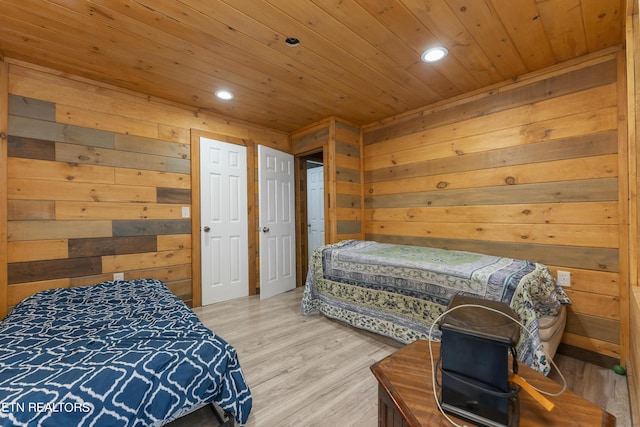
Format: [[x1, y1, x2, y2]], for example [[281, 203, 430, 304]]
[[0, 0, 625, 133]]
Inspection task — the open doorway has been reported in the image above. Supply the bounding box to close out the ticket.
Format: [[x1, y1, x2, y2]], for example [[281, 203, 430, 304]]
[[296, 151, 325, 285], [306, 160, 325, 265]]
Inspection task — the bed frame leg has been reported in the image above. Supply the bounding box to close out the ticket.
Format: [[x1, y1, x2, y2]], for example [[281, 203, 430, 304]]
[[209, 403, 235, 426]]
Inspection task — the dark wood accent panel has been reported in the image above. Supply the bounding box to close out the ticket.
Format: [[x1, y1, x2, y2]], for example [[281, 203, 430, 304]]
[[112, 219, 191, 237], [336, 167, 360, 183], [8, 135, 55, 160], [365, 235, 620, 273], [565, 311, 620, 344], [8, 94, 55, 121], [557, 343, 620, 369], [8, 200, 55, 221], [8, 256, 102, 284], [335, 139, 360, 158], [336, 194, 362, 209], [68, 236, 157, 258], [55, 142, 172, 172], [291, 127, 329, 152], [364, 59, 617, 145], [337, 221, 362, 235], [10, 115, 115, 148], [157, 187, 191, 204]]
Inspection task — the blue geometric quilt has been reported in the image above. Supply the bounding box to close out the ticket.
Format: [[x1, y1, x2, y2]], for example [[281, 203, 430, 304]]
[[0, 279, 252, 426]]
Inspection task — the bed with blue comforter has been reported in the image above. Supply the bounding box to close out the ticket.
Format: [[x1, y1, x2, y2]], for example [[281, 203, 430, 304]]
[[0, 278, 252, 426], [301, 240, 570, 375]]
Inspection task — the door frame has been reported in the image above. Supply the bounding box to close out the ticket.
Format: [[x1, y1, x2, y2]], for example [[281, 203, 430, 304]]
[[191, 130, 257, 307], [294, 149, 326, 286]]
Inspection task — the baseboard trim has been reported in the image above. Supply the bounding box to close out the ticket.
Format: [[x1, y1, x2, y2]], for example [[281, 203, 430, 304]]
[[556, 343, 619, 369]]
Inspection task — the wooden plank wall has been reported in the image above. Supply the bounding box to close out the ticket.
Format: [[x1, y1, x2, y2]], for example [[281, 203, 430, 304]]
[[2, 59, 288, 312], [362, 50, 625, 360], [334, 120, 363, 242], [0, 61, 8, 319], [626, 0, 640, 418], [291, 118, 363, 244], [291, 118, 363, 285]]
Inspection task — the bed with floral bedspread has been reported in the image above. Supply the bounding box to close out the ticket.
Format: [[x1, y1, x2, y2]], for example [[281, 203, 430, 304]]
[[0, 278, 252, 426], [301, 240, 570, 375]]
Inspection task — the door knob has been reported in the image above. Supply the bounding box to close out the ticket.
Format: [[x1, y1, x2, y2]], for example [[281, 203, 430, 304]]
[[203, 226, 210, 232], [262, 227, 270, 232]]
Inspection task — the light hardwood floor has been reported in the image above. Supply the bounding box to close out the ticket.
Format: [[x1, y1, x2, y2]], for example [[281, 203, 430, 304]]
[[169, 288, 632, 427]]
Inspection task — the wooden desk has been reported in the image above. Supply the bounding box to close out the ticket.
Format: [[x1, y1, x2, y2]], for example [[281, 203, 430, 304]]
[[370, 340, 615, 427]]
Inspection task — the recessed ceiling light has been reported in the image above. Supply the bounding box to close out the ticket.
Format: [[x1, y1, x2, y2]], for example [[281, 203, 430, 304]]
[[421, 47, 448, 63], [285, 37, 300, 47], [215, 89, 234, 100]]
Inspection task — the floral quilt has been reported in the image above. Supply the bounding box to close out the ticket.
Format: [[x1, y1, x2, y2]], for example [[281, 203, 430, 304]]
[[301, 240, 571, 375]]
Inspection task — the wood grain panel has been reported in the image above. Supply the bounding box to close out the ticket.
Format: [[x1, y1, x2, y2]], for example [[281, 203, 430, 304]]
[[366, 179, 618, 208], [157, 234, 191, 251], [114, 133, 190, 159], [564, 289, 620, 320], [55, 141, 182, 172], [56, 201, 186, 220], [631, 289, 640, 409], [337, 221, 361, 236], [8, 256, 102, 284], [7, 278, 70, 306], [157, 124, 189, 144], [115, 168, 189, 189], [101, 249, 191, 272], [8, 239, 68, 262], [9, 178, 157, 203], [366, 131, 617, 182], [1, 61, 8, 318], [123, 264, 192, 283], [111, 219, 191, 237], [10, 115, 114, 148], [8, 94, 55, 120], [365, 221, 618, 248], [546, 266, 619, 297], [561, 332, 620, 359], [365, 202, 618, 225], [364, 83, 617, 164], [8, 200, 55, 220], [58, 104, 160, 139], [8, 220, 112, 241], [363, 59, 617, 144], [68, 236, 157, 258], [367, 154, 617, 195], [9, 157, 115, 184], [565, 312, 620, 344], [156, 187, 191, 204], [291, 124, 329, 155]]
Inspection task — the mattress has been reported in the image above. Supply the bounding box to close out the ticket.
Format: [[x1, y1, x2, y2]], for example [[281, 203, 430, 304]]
[[538, 305, 567, 360]]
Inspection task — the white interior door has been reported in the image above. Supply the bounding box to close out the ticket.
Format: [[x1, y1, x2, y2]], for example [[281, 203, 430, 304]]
[[307, 164, 325, 265], [200, 137, 248, 305], [258, 145, 296, 299]]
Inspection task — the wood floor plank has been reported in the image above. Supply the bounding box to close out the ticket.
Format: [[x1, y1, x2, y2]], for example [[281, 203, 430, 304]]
[[169, 287, 632, 427]]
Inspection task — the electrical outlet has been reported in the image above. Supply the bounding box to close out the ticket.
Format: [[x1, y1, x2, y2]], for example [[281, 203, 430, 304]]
[[557, 270, 571, 287], [113, 272, 124, 281]]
